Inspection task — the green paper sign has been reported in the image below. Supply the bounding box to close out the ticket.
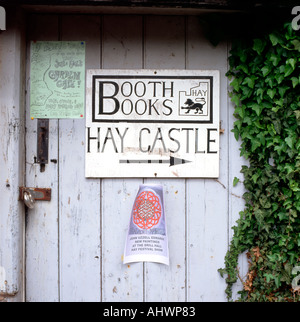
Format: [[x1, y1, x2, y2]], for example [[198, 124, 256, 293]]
[[30, 41, 85, 119]]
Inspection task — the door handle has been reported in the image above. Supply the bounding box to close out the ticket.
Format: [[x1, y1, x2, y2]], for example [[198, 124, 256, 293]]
[[23, 189, 35, 209]]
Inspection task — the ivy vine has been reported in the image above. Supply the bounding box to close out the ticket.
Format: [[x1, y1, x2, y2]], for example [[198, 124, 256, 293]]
[[218, 22, 300, 302]]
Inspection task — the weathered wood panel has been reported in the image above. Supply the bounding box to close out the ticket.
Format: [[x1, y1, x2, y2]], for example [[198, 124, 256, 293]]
[[25, 13, 246, 302], [0, 9, 26, 302], [101, 15, 144, 302], [25, 15, 60, 302], [143, 15, 187, 302], [59, 15, 102, 302], [185, 15, 228, 301]]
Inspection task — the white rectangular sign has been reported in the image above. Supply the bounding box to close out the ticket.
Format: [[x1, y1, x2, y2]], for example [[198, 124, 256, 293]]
[[86, 69, 220, 178]]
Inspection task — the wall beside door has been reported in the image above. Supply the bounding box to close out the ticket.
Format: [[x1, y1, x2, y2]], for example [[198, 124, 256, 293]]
[[0, 8, 26, 302], [25, 13, 246, 302]]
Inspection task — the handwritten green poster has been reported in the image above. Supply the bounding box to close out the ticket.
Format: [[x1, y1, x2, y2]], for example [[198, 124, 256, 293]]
[[30, 41, 85, 119]]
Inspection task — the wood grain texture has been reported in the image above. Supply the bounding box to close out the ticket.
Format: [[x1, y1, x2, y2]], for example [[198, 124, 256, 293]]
[[0, 9, 26, 302], [24, 13, 246, 302], [25, 15, 60, 302], [59, 15, 102, 302]]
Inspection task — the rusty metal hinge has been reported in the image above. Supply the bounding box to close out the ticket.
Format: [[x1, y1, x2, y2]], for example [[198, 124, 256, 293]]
[[19, 187, 51, 201], [19, 187, 51, 208]]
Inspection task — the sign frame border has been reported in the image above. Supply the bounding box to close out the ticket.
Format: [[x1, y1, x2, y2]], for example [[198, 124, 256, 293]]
[[91, 75, 214, 124]]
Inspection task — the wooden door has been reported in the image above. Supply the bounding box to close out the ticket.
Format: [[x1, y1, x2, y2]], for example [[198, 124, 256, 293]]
[[25, 13, 245, 302]]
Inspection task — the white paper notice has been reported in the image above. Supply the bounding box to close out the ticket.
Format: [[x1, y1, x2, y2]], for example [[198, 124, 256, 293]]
[[123, 184, 169, 265]]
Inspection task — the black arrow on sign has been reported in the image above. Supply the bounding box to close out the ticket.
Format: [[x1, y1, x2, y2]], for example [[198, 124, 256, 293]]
[[119, 156, 191, 167]]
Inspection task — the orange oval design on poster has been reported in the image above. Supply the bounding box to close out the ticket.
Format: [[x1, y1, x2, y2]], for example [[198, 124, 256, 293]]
[[133, 191, 162, 230]]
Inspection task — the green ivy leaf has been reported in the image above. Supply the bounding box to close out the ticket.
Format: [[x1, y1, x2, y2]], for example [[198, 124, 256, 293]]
[[291, 77, 298, 88], [275, 73, 284, 84], [287, 58, 296, 70], [290, 180, 300, 192], [233, 177, 240, 186], [231, 127, 240, 141], [236, 105, 246, 118], [257, 132, 266, 146], [262, 65, 271, 77], [278, 86, 289, 97], [267, 88, 276, 99], [230, 78, 240, 91], [279, 64, 285, 74], [267, 123, 277, 136], [237, 64, 249, 74], [251, 138, 261, 151], [221, 23, 300, 302], [278, 212, 288, 221], [254, 209, 265, 225], [291, 39, 300, 51], [248, 102, 263, 116], [252, 173, 260, 183], [243, 76, 255, 89], [253, 38, 266, 54], [256, 88, 264, 100], [284, 64, 294, 77], [285, 136, 295, 149], [270, 53, 280, 66], [259, 195, 272, 208], [231, 94, 240, 107], [269, 33, 281, 46], [241, 86, 252, 98], [295, 110, 300, 120], [272, 120, 281, 134]]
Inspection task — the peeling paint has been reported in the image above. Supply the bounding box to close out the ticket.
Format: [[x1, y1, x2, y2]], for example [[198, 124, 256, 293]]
[[21, 13, 244, 303], [0, 266, 6, 291], [0, 291, 18, 302]]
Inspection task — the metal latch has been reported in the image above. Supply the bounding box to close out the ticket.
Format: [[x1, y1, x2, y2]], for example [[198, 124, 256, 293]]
[[19, 187, 51, 209], [36, 119, 49, 172]]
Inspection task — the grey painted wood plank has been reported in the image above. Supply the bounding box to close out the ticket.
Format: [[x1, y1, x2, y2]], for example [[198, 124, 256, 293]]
[[25, 14, 60, 302], [59, 15, 102, 302], [185, 16, 228, 301], [0, 11, 26, 301], [144, 15, 186, 302], [101, 15, 144, 302], [101, 180, 144, 301]]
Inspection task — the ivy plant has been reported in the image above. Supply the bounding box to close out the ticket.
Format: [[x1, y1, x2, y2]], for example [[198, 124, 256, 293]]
[[219, 22, 300, 302]]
